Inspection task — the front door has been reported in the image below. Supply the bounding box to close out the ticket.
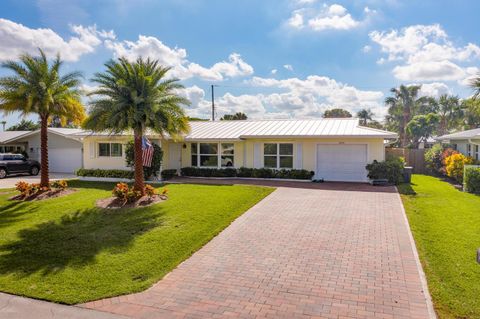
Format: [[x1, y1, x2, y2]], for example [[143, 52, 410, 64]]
[[168, 143, 182, 171]]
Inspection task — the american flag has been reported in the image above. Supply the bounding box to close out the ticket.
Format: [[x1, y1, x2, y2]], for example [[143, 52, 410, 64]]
[[142, 137, 154, 167]]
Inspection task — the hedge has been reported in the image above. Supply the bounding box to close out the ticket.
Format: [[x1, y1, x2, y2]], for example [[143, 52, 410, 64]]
[[180, 167, 315, 180], [464, 166, 480, 194], [76, 168, 134, 179], [365, 158, 404, 185], [160, 169, 178, 180]]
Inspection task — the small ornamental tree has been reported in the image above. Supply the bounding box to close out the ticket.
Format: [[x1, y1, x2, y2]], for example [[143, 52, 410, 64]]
[[444, 153, 474, 183], [424, 143, 444, 174], [125, 140, 163, 179]]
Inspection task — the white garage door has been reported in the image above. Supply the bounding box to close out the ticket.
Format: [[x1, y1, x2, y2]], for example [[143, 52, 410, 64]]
[[316, 144, 368, 182], [48, 148, 82, 173]]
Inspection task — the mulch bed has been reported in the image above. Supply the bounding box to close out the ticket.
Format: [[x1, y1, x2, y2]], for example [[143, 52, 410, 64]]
[[96, 194, 167, 209], [10, 189, 77, 201]]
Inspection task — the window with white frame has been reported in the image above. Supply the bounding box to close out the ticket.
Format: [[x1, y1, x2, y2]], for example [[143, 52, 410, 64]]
[[476, 145, 479, 161], [191, 143, 235, 168], [263, 143, 293, 169], [98, 143, 122, 157], [467, 144, 472, 157]]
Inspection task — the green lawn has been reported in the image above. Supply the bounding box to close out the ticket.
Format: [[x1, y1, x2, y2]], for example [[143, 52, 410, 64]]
[[0, 180, 273, 304], [398, 175, 480, 319]]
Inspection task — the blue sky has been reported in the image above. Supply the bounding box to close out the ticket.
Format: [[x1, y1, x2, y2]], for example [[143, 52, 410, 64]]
[[1, 0, 480, 127]]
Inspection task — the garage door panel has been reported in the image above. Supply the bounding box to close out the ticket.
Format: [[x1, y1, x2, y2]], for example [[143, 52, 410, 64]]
[[316, 144, 367, 182], [48, 148, 82, 173]]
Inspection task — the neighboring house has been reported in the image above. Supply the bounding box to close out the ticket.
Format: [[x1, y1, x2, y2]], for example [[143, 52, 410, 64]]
[[78, 118, 397, 182], [0, 128, 83, 173], [436, 128, 480, 161]]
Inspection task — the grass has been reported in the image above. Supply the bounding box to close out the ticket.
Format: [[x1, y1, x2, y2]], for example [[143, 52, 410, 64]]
[[0, 180, 273, 304], [398, 175, 480, 319]]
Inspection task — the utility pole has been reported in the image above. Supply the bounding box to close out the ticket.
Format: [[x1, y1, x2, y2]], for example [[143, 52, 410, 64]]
[[211, 84, 215, 121]]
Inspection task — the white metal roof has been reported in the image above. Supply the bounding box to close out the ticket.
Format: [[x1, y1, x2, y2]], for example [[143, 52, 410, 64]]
[[75, 118, 397, 140], [436, 128, 480, 141], [184, 118, 397, 140], [1, 128, 84, 143], [0, 131, 31, 143]]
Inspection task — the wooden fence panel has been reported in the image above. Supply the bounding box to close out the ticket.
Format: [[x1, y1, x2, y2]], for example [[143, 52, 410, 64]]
[[386, 148, 426, 174]]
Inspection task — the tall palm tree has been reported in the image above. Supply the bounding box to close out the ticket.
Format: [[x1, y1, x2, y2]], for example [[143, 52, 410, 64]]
[[385, 85, 429, 147], [0, 49, 85, 187], [83, 57, 190, 195], [433, 94, 462, 136], [356, 109, 373, 126]]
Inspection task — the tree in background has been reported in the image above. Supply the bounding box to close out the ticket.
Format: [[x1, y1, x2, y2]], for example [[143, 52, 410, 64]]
[[432, 95, 462, 136], [323, 108, 352, 118], [365, 120, 384, 130], [461, 98, 480, 129], [385, 85, 430, 147], [0, 49, 85, 187], [406, 113, 440, 148], [84, 57, 189, 195], [357, 109, 374, 126], [221, 112, 248, 120], [6, 119, 40, 131]]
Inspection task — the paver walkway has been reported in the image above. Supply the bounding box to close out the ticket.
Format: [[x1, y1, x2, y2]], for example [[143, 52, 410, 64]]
[[82, 185, 434, 319]]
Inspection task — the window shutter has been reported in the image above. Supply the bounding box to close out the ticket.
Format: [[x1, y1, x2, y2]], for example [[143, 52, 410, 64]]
[[89, 141, 95, 159], [295, 143, 303, 169], [253, 143, 261, 168]]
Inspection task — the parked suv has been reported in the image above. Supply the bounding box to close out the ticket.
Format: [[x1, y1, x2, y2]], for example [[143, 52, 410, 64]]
[[0, 153, 40, 179]]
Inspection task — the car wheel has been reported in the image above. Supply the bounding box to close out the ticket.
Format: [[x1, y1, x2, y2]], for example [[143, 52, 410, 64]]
[[0, 168, 6, 179], [30, 166, 39, 176]]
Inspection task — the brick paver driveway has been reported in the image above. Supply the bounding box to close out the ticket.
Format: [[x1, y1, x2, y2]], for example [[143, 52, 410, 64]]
[[82, 183, 434, 319]]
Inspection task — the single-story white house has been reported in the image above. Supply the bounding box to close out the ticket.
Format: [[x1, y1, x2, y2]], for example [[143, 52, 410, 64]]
[[76, 118, 397, 182], [0, 128, 83, 173], [436, 128, 480, 161]]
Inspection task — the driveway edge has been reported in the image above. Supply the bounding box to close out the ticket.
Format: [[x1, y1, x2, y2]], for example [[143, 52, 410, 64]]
[[395, 189, 437, 319]]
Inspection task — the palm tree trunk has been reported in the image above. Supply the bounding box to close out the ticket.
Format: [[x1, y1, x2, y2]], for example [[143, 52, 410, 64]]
[[39, 115, 49, 188], [133, 128, 145, 196], [402, 107, 410, 147]]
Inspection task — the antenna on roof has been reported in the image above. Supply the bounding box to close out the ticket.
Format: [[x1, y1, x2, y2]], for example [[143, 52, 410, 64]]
[[211, 84, 218, 121]]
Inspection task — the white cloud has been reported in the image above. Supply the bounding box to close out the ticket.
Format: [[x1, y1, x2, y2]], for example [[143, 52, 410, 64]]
[[283, 64, 294, 71], [286, 3, 372, 32], [417, 82, 452, 98], [362, 45, 371, 53], [105, 35, 253, 81], [271, 69, 278, 75], [369, 24, 480, 83], [0, 18, 113, 61]]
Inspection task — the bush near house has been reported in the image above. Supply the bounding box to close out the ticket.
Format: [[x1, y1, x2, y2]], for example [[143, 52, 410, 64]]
[[464, 166, 480, 194], [160, 169, 177, 180], [76, 168, 134, 179], [125, 141, 163, 178], [180, 167, 315, 180], [444, 153, 474, 183], [365, 158, 405, 184]]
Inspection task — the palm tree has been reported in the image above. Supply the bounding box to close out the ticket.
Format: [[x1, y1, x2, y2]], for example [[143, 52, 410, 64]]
[[83, 57, 190, 195], [385, 85, 429, 147], [0, 49, 85, 187], [433, 95, 462, 136], [356, 109, 373, 126]]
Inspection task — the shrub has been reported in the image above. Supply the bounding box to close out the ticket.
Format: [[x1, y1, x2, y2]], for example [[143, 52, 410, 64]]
[[180, 167, 314, 180], [112, 183, 142, 204], [464, 166, 480, 194], [76, 168, 134, 179], [424, 143, 444, 174], [51, 180, 68, 190], [144, 184, 156, 198], [366, 158, 405, 184], [15, 181, 31, 197], [125, 140, 163, 178], [445, 153, 474, 183], [160, 169, 177, 180]]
